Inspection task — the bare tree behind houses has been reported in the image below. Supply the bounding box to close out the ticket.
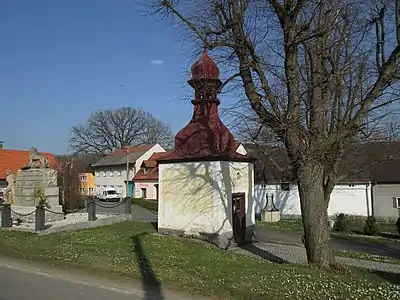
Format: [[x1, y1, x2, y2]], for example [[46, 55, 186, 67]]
[[70, 107, 174, 154], [149, 0, 400, 268]]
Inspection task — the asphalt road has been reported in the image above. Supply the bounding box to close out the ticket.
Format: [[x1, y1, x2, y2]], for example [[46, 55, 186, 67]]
[[0, 259, 210, 300]]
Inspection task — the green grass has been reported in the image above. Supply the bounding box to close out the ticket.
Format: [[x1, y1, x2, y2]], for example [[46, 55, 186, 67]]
[[132, 198, 158, 212], [256, 219, 304, 233], [0, 222, 398, 300], [256, 219, 400, 243]]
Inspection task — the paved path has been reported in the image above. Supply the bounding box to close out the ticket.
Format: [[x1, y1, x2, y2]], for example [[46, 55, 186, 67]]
[[84, 202, 157, 222], [0, 258, 210, 300], [231, 242, 400, 274], [255, 227, 400, 260], [232, 238, 400, 274]]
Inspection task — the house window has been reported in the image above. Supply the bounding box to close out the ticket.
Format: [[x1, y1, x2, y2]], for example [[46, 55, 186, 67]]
[[141, 188, 147, 199], [348, 184, 355, 187], [95, 172, 99, 177], [80, 187, 86, 194], [115, 170, 122, 176], [394, 197, 400, 208], [106, 171, 112, 177], [143, 167, 149, 175], [89, 187, 94, 195], [80, 175, 87, 182], [101, 171, 106, 177]]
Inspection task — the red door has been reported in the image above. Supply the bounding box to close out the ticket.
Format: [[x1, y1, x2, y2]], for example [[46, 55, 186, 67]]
[[232, 192, 246, 244]]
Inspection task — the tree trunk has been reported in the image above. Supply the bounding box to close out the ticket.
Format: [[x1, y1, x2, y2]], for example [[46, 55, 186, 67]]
[[297, 162, 336, 268]]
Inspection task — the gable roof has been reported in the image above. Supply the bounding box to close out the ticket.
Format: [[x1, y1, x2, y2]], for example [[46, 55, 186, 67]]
[[245, 141, 400, 184], [92, 145, 154, 167], [0, 149, 60, 180], [133, 151, 172, 181]]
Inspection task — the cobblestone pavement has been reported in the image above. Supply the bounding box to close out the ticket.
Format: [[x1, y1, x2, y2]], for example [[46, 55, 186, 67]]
[[231, 242, 400, 274]]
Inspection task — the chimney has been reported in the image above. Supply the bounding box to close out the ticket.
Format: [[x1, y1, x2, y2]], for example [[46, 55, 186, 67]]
[[0, 141, 3, 149]]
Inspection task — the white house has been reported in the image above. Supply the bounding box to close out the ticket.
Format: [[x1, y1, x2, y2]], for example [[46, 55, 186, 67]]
[[245, 143, 375, 218], [92, 144, 165, 198], [253, 182, 372, 218]]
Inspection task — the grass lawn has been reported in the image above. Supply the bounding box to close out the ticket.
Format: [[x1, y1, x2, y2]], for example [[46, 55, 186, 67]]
[[256, 219, 400, 244], [132, 198, 158, 213], [0, 222, 398, 300], [256, 219, 304, 233]]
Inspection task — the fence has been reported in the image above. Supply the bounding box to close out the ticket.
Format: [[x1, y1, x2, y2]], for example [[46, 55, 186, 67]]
[[0, 197, 132, 232]]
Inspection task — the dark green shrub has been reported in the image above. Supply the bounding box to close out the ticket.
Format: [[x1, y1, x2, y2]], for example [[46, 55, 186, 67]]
[[364, 216, 378, 235], [333, 213, 349, 232], [396, 217, 400, 235]]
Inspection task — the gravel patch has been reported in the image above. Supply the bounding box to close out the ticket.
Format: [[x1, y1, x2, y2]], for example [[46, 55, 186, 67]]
[[231, 242, 400, 274], [10, 213, 114, 230]]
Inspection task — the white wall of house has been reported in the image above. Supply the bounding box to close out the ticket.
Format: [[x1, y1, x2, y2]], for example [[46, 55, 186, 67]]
[[134, 181, 158, 199], [254, 183, 372, 217], [136, 144, 165, 171], [94, 165, 134, 197], [133, 145, 165, 197], [94, 144, 166, 198], [236, 144, 247, 155]]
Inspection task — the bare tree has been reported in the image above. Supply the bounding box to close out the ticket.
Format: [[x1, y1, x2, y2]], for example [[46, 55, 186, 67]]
[[150, 0, 400, 268], [70, 107, 174, 154], [56, 153, 101, 211]]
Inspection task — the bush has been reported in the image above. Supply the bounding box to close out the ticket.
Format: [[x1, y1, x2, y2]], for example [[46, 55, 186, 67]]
[[333, 213, 349, 232], [396, 217, 400, 235], [364, 216, 378, 235]]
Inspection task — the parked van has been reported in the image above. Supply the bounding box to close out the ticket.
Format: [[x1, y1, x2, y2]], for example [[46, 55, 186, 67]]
[[96, 187, 121, 202]]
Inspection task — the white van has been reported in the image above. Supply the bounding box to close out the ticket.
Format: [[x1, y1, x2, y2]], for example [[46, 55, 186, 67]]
[[96, 187, 121, 202]]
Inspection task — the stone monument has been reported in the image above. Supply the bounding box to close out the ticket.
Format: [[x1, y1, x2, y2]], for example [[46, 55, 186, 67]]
[[11, 147, 64, 222], [260, 193, 281, 223], [3, 169, 16, 204]]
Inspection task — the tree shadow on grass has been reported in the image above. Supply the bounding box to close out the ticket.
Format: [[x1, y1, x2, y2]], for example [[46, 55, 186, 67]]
[[131, 233, 165, 300], [239, 242, 289, 264], [370, 270, 400, 285], [332, 235, 400, 260]]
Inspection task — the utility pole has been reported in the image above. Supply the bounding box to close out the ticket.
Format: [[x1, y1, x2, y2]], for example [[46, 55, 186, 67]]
[[125, 146, 129, 198]]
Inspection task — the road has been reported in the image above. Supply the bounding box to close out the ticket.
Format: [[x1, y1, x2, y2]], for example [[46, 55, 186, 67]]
[[0, 259, 210, 300], [78, 201, 157, 222]]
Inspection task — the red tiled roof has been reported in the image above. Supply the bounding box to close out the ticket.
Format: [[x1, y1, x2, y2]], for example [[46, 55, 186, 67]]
[[133, 144, 244, 181], [133, 151, 173, 181], [106, 145, 154, 157], [0, 149, 60, 180]]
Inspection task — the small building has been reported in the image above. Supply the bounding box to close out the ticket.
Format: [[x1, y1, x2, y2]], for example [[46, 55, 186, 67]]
[[132, 151, 172, 200], [156, 51, 255, 249], [0, 146, 59, 189], [92, 144, 165, 197], [247, 142, 400, 221], [370, 159, 400, 220], [78, 172, 95, 196]]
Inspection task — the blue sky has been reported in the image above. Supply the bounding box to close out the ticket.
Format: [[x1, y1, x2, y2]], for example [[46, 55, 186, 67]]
[[0, 0, 219, 155]]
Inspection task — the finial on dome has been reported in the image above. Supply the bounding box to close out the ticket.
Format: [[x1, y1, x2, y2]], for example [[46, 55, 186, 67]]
[[190, 48, 220, 80]]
